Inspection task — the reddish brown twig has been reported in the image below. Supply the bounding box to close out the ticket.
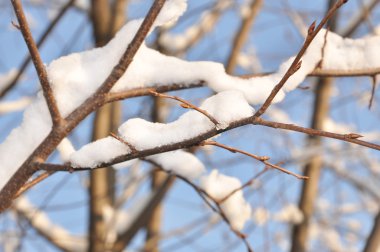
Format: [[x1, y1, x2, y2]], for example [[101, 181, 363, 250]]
[[110, 132, 137, 153], [308, 67, 380, 77], [201, 140, 308, 180], [149, 90, 219, 125], [218, 168, 269, 204], [242, 67, 380, 79], [2, 0, 76, 98], [11, 0, 62, 126], [253, 117, 380, 151], [14, 171, 53, 198], [254, 0, 348, 117]]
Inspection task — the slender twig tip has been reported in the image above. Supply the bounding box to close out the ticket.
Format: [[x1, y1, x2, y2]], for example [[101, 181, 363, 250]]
[[308, 21, 316, 35], [11, 20, 20, 30], [180, 103, 191, 109], [345, 133, 363, 139]]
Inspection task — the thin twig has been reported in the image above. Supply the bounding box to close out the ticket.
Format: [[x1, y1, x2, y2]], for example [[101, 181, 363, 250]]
[[254, 0, 348, 117], [11, 0, 63, 126], [149, 90, 219, 125], [242, 67, 380, 79], [201, 140, 308, 180], [173, 173, 253, 252], [253, 117, 380, 151], [308, 67, 380, 77], [1, 0, 76, 98], [340, 0, 379, 37], [218, 168, 268, 204], [14, 171, 53, 198], [110, 132, 137, 153]]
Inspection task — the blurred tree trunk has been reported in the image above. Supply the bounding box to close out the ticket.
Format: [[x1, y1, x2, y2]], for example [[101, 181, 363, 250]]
[[88, 1, 127, 251], [364, 210, 380, 252], [290, 1, 338, 251], [225, 0, 262, 74], [144, 71, 170, 252]]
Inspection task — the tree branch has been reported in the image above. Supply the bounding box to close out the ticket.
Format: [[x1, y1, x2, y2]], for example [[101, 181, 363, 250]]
[[254, 0, 348, 117], [0, 0, 167, 213], [1, 0, 76, 99], [200, 140, 308, 180], [11, 0, 62, 126], [149, 90, 219, 125]]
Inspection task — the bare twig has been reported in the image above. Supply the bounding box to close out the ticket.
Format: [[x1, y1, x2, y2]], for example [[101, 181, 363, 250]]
[[1, 0, 76, 99], [218, 168, 268, 204], [254, 117, 380, 151], [242, 67, 380, 79], [14, 171, 53, 198], [201, 140, 308, 180], [110, 132, 137, 153], [254, 0, 348, 117], [308, 67, 380, 77], [149, 90, 219, 125], [11, 0, 62, 126], [340, 0, 379, 37]]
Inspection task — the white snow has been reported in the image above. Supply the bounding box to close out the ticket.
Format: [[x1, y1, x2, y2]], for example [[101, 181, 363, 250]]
[[158, 0, 231, 53], [70, 136, 131, 168], [0, 96, 52, 189], [14, 197, 87, 251], [147, 150, 205, 179], [118, 91, 253, 150], [70, 90, 253, 168], [274, 204, 303, 224], [252, 207, 270, 226], [200, 170, 251, 231], [323, 118, 353, 134], [56, 138, 76, 163], [103, 204, 131, 243]]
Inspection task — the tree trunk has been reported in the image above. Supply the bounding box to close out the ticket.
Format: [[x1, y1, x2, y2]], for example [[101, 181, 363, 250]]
[[88, 1, 125, 251], [290, 1, 338, 251]]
